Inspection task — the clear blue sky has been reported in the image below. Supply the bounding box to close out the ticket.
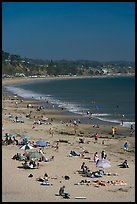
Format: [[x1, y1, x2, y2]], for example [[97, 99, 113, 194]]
[[2, 2, 135, 61]]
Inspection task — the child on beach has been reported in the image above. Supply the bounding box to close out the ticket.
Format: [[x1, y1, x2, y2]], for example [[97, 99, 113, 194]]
[[123, 142, 128, 151], [44, 173, 49, 182], [93, 152, 99, 163]]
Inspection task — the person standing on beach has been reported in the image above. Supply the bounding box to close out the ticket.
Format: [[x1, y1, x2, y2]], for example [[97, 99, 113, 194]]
[[49, 128, 54, 137], [112, 127, 115, 138], [101, 150, 107, 159], [121, 114, 124, 125], [15, 116, 18, 123], [80, 162, 85, 171], [15, 101, 18, 108], [93, 152, 99, 162], [39, 148, 45, 161], [55, 141, 59, 151], [95, 133, 99, 142], [129, 124, 134, 136], [123, 142, 128, 151], [130, 124, 133, 130]]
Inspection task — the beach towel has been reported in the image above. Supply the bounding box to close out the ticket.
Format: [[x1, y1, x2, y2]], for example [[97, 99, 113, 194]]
[[41, 182, 50, 186]]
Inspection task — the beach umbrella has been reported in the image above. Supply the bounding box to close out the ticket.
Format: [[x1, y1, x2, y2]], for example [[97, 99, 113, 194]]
[[35, 140, 48, 147], [96, 159, 111, 168], [21, 135, 30, 140], [8, 133, 18, 137], [20, 144, 34, 150], [27, 151, 42, 159]]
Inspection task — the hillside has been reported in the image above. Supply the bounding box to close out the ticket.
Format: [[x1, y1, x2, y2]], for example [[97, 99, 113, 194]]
[[2, 51, 135, 77]]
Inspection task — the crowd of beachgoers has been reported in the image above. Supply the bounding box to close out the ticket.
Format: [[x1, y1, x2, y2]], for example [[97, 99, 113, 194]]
[[2, 78, 135, 202]]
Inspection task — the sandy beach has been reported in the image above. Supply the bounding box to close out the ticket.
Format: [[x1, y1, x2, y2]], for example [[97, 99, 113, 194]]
[[2, 77, 135, 202]]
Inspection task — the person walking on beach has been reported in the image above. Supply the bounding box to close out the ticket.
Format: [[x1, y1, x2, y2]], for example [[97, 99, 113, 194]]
[[101, 150, 107, 159], [95, 133, 99, 142]]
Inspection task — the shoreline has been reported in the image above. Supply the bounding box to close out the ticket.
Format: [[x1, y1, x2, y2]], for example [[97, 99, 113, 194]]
[[2, 73, 135, 85], [2, 75, 135, 130]]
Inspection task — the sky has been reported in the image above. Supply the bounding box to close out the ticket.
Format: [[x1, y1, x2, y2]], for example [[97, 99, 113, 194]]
[[2, 2, 135, 61]]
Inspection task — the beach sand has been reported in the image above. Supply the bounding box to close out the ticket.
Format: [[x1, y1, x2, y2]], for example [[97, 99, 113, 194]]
[[2, 77, 135, 202]]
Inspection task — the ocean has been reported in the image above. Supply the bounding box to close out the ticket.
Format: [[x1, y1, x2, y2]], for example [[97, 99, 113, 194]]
[[4, 76, 135, 128]]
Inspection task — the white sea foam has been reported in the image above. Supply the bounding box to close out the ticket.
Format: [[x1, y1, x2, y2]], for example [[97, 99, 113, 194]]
[[58, 102, 88, 115], [95, 116, 121, 124], [5, 85, 135, 127], [92, 113, 110, 117], [121, 122, 135, 128], [5, 86, 44, 99]]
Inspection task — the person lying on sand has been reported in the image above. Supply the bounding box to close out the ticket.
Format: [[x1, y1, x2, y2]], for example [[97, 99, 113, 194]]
[[92, 180, 109, 186], [36, 173, 53, 186], [68, 150, 80, 156], [12, 153, 25, 161], [83, 169, 104, 178], [118, 160, 129, 168], [92, 179, 127, 186], [22, 160, 38, 169], [74, 179, 91, 186]]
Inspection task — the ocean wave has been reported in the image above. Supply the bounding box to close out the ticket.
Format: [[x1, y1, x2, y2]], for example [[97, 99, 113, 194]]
[[58, 102, 89, 115], [95, 116, 121, 124], [92, 113, 110, 117], [4, 85, 135, 127], [121, 121, 135, 128], [5, 85, 88, 114], [5, 86, 46, 100]]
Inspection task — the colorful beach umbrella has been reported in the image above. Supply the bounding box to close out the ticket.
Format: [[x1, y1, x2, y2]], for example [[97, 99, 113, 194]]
[[35, 140, 48, 147], [96, 159, 111, 168], [8, 133, 18, 137], [20, 144, 34, 150], [27, 151, 43, 159]]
